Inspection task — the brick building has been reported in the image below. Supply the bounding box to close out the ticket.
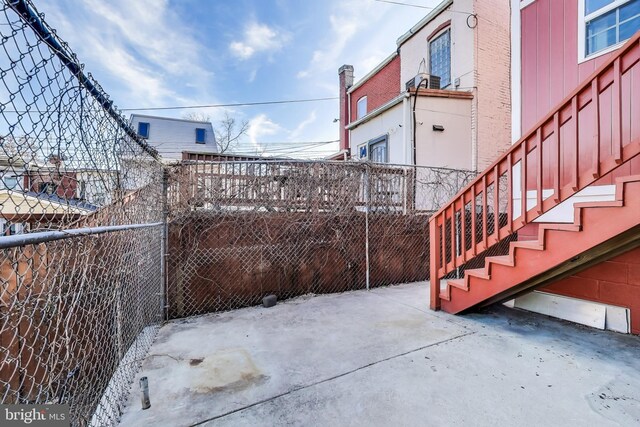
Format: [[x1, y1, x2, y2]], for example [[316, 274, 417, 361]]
[[337, 0, 511, 171]]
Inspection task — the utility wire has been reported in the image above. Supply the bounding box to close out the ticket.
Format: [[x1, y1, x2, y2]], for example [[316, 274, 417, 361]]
[[120, 97, 339, 112], [372, 0, 474, 15]]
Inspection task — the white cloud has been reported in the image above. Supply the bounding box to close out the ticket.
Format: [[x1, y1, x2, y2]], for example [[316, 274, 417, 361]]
[[229, 22, 290, 60], [247, 114, 284, 152], [296, 0, 378, 79], [289, 111, 317, 140], [39, 0, 213, 108]]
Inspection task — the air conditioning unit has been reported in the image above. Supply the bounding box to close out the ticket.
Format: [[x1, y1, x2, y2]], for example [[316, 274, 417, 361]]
[[405, 74, 442, 91], [429, 75, 441, 90]]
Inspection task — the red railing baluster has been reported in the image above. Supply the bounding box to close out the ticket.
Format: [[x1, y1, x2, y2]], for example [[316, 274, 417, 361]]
[[470, 185, 476, 256], [460, 194, 466, 261], [482, 175, 488, 250], [571, 97, 579, 191], [429, 217, 441, 310], [493, 165, 499, 241], [536, 127, 543, 214], [449, 204, 455, 271], [592, 79, 601, 178], [613, 57, 622, 164], [506, 153, 513, 233], [553, 112, 560, 202], [520, 143, 527, 224]]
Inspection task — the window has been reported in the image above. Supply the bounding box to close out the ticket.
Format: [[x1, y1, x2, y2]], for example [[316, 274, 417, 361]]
[[2, 175, 18, 190], [357, 96, 367, 119], [368, 136, 388, 163], [39, 182, 56, 195], [429, 29, 451, 88], [195, 128, 206, 144], [137, 122, 150, 138], [582, 0, 640, 58]]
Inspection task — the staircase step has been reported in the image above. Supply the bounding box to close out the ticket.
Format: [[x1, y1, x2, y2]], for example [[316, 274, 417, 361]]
[[448, 278, 468, 290], [510, 240, 544, 251], [464, 268, 490, 280], [574, 200, 623, 209], [540, 223, 581, 233], [486, 255, 515, 267]]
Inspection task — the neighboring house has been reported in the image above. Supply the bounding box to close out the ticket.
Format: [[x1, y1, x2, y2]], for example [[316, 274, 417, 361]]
[[430, 0, 640, 335], [0, 156, 108, 234], [337, 0, 511, 171], [130, 114, 218, 162]]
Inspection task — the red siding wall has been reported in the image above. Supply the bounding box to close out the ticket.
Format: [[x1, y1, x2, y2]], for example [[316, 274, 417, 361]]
[[520, 0, 611, 132], [541, 248, 640, 334], [520, 1, 640, 185], [349, 55, 401, 123], [520, 0, 640, 333]]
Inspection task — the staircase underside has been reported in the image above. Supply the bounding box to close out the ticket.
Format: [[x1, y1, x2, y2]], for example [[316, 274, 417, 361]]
[[440, 176, 640, 314]]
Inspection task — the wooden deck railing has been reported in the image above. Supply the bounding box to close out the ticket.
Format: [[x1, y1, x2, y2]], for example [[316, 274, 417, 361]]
[[430, 32, 640, 309]]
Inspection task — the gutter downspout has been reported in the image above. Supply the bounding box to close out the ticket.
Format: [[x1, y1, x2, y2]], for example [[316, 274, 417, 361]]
[[347, 91, 352, 155]]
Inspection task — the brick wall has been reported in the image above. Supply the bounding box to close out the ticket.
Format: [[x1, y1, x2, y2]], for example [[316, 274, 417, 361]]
[[541, 248, 640, 334], [474, 0, 512, 170], [349, 55, 401, 123]]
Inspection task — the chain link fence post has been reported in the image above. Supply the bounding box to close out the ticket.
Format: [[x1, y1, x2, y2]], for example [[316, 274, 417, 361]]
[[161, 167, 169, 321], [364, 163, 370, 291]]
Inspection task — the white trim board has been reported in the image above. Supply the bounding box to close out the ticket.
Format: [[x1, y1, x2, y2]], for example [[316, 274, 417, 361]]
[[507, 291, 630, 334]]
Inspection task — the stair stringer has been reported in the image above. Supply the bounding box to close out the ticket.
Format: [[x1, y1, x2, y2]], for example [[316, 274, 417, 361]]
[[440, 176, 640, 314]]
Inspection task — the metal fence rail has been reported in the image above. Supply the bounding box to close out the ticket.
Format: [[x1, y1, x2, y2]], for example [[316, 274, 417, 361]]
[[0, 1, 164, 426]]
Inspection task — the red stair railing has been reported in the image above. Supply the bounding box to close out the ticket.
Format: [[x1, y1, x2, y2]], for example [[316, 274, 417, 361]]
[[430, 32, 640, 310]]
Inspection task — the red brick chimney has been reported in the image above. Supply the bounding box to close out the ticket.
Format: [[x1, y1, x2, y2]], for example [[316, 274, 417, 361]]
[[338, 65, 354, 152]]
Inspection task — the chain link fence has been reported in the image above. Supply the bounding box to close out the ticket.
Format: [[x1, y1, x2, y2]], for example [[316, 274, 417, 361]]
[[165, 160, 477, 318], [0, 0, 511, 425], [0, 1, 164, 426]]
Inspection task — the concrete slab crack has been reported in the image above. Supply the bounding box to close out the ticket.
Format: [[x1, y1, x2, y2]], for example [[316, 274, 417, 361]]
[[189, 331, 475, 426]]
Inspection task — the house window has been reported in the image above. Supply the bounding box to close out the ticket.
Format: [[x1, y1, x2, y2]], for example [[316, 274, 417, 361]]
[[2, 175, 18, 190], [137, 122, 150, 138], [429, 29, 451, 88], [582, 0, 640, 59], [368, 135, 388, 163], [357, 96, 368, 119], [195, 128, 206, 144]]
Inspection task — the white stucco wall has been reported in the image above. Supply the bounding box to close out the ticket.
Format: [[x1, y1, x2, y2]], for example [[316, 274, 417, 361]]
[[349, 102, 407, 164], [414, 95, 473, 170], [130, 114, 217, 161]]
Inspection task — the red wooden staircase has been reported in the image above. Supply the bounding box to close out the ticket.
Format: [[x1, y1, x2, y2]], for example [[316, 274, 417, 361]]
[[430, 32, 640, 313]]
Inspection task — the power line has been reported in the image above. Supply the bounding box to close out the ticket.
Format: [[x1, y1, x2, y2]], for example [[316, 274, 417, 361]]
[[120, 97, 339, 112], [373, 0, 477, 17]]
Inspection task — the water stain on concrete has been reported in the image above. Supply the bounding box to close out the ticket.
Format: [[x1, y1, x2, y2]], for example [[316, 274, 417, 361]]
[[189, 348, 266, 394]]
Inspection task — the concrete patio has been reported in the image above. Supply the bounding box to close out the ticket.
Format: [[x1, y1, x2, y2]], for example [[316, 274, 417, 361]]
[[119, 283, 640, 426]]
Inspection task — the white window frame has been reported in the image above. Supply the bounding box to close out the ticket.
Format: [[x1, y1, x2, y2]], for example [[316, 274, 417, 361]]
[[368, 135, 389, 163], [579, 0, 639, 62], [356, 96, 368, 119]]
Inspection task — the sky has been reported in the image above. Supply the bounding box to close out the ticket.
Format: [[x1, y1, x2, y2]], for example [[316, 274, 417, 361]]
[[36, 0, 442, 158]]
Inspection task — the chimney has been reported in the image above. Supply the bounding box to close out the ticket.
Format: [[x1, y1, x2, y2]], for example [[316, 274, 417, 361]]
[[338, 65, 354, 152]]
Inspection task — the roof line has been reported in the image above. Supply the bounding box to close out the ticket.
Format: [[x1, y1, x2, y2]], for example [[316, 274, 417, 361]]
[[396, 0, 453, 47], [348, 51, 399, 94], [130, 113, 214, 125]]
